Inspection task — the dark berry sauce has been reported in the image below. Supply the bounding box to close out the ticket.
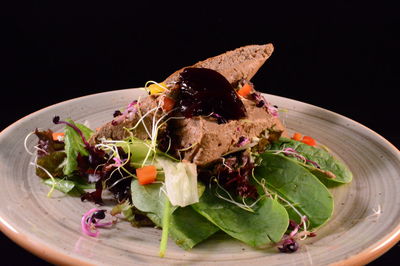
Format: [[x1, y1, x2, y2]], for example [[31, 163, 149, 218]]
[[177, 68, 246, 122]]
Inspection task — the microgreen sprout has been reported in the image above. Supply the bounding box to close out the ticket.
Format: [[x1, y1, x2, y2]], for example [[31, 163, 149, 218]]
[[112, 100, 138, 125], [95, 140, 135, 184], [365, 204, 382, 221], [236, 136, 250, 147], [251, 169, 312, 241], [221, 157, 233, 172], [177, 142, 198, 152], [53, 116, 91, 148], [81, 208, 114, 237], [124, 96, 183, 167], [270, 147, 321, 169], [24, 131, 36, 156], [129, 98, 159, 138], [112, 157, 126, 168], [277, 235, 299, 253], [24, 130, 54, 156], [212, 177, 265, 213], [143, 99, 165, 166], [29, 160, 57, 198], [164, 135, 172, 154], [107, 176, 134, 191]]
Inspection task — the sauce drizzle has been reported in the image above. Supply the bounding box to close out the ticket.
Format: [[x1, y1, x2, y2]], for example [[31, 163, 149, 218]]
[[177, 68, 246, 122]]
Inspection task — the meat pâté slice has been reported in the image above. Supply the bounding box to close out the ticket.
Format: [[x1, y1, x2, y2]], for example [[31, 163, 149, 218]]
[[90, 44, 286, 166]]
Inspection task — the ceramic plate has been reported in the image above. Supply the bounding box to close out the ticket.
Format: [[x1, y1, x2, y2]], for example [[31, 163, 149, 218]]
[[1, 89, 400, 265]]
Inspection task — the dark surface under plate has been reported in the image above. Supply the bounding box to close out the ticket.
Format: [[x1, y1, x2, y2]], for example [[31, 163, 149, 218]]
[[1, 1, 399, 265]]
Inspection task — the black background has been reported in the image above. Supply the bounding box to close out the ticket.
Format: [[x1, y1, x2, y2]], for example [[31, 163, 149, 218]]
[[1, 1, 399, 265]]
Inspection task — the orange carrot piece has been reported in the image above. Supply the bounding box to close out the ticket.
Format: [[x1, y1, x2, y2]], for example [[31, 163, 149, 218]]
[[292, 132, 302, 141], [302, 136, 317, 146], [136, 165, 157, 185], [162, 96, 175, 112], [237, 83, 253, 97], [52, 132, 65, 141]]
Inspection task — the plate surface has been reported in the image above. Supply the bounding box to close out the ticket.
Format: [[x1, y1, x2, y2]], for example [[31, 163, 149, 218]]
[[1, 88, 399, 265]]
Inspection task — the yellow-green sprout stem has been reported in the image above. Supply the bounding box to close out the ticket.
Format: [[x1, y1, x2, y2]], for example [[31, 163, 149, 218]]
[[212, 177, 265, 213], [95, 141, 136, 185], [30, 160, 57, 198]]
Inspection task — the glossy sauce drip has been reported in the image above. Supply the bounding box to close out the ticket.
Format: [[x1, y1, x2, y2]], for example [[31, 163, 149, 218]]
[[177, 68, 247, 122]]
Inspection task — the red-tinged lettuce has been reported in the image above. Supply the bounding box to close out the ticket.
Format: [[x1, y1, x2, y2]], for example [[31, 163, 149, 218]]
[[35, 151, 66, 179], [34, 129, 64, 157], [62, 119, 94, 175], [34, 129, 66, 178], [79, 146, 133, 204], [34, 118, 134, 204]]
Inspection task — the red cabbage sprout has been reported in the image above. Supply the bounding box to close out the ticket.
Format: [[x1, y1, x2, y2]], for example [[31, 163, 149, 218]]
[[111, 100, 138, 126], [81, 208, 114, 237], [53, 116, 90, 148], [282, 148, 321, 169]]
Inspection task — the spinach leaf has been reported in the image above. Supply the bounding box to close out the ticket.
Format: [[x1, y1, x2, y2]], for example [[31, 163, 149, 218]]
[[254, 153, 334, 229], [192, 186, 289, 247], [130, 180, 219, 250], [130, 181, 169, 226], [269, 138, 352, 184], [43, 177, 93, 196], [63, 119, 93, 175], [169, 206, 220, 249]]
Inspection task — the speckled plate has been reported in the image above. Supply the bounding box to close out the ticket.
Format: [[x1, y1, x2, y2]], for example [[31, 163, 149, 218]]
[[1, 88, 399, 265]]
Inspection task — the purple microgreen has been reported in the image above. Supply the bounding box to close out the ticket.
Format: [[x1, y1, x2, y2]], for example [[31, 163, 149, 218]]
[[278, 236, 299, 253], [113, 110, 122, 117], [282, 148, 321, 169], [256, 100, 265, 108], [111, 157, 126, 168], [53, 116, 90, 148], [210, 112, 228, 124], [81, 208, 114, 237], [213, 152, 258, 199], [236, 136, 250, 147], [111, 100, 138, 126], [305, 159, 321, 169]]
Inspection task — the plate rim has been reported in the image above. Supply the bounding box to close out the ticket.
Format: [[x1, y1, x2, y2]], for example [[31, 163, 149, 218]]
[[1, 88, 399, 265]]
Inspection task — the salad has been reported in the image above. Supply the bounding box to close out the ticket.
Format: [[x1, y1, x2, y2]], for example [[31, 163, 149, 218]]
[[25, 44, 352, 257]]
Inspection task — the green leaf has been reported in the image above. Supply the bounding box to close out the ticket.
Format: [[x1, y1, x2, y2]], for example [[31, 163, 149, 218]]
[[130, 181, 168, 225], [269, 138, 353, 184], [43, 178, 85, 196], [157, 156, 199, 207], [118, 139, 155, 165], [72, 178, 96, 190], [117, 138, 178, 168], [110, 201, 155, 227], [63, 120, 93, 175], [254, 153, 334, 229], [131, 180, 219, 249], [192, 187, 289, 247], [35, 151, 66, 179], [169, 206, 220, 250]]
